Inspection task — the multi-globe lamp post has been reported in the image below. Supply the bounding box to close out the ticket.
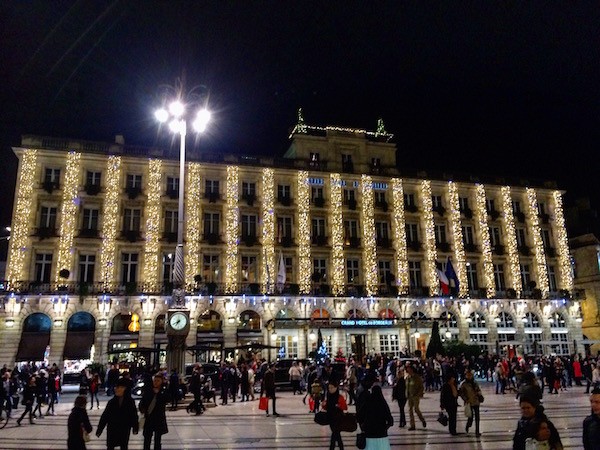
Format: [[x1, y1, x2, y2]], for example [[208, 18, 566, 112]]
[[155, 100, 210, 373]]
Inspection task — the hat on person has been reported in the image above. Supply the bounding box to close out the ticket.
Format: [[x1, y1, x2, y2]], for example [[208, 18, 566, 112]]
[[116, 378, 129, 387]]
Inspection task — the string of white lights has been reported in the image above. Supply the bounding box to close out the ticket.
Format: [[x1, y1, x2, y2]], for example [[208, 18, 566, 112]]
[[475, 184, 495, 298], [185, 163, 203, 288], [142, 159, 162, 292], [421, 180, 438, 296], [297, 171, 312, 294], [526, 188, 549, 298], [391, 178, 409, 293], [552, 190, 574, 291], [448, 181, 468, 297], [361, 175, 378, 296], [225, 166, 239, 293], [261, 168, 275, 293], [330, 173, 345, 296], [501, 186, 522, 296], [99, 155, 122, 285]]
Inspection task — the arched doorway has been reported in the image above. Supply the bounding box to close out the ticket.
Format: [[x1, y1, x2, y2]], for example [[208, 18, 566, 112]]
[[107, 313, 140, 365], [16, 313, 52, 364], [62, 312, 96, 383]]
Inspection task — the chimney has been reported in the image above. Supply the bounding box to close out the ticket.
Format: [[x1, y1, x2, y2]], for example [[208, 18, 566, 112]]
[[115, 135, 125, 145]]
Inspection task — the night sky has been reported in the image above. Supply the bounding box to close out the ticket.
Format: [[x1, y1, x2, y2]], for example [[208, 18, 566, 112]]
[[1, 1, 599, 233]]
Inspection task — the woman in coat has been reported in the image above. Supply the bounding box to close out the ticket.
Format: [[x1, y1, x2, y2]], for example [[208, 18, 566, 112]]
[[357, 385, 394, 450], [16, 375, 36, 426], [440, 372, 459, 435], [139, 374, 169, 450], [96, 379, 139, 450], [459, 368, 483, 437], [67, 395, 92, 450], [392, 366, 407, 427], [322, 380, 348, 450]]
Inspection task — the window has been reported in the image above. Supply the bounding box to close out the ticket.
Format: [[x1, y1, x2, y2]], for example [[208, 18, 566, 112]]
[[241, 255, 258, 282], [283, 255, 294, 282], [485, 198, 495, 213], [541, 229, 552, 249], [342, 154, 352, 164], [312, 187, 324, 200], [86, 171, 101, 186], [162, 253, 174, 283], [459, 197, 469, 211], [203, 255, 220, 282], [493, 264, 505, 291], [378, 260, 392, 285], [121, 253, 138, 283], [547, 266, 557, 292], [512, 201, 522, 213], [406, 223, 419, 243], [434, 224, 447, 244], [344, 220, 359, 238], [375, 191, 386, 205], [44, 168, 60, 183], [462, 225, 474, 245], [276, 335, 298, 359], [40, 206, 57, 229], [523, 312, 540, 328], [35, 253, 53, 283], [346, 259, 360, 284], [441, 311, 458, 328], [549, 312, 567, 328], [78, 254, 95, 284], [520, 264, 532, 288], [468, 312, 486, 328], [404, 193, 416, 208], [205, 179, 219, 195], [241, 215, 257, 237], [516, 228, 527, 247], [242, 182, 256, 197], [309, 152, 320, 167], [123, 208, 141, 232], [496, 312, 514, 328], [126, 174, 142, 188], [82, 208, 99, 230], [371, 157, 381, 167], [166, 176, 179, 193], [379, 334, 400, 357], [408, 261, 422, 288], [164, 210, 178, 234], [489, 226, 502, 246], [203, 212, 220, 235], [524, 333, 539, 355], [470, 333, 488, 346], [277, 217, 293, 240], [312, 218, 326, 237], [431, 195, 443, 209], [313, 258, 327, 281], [466, 263, 479, 290], [277, 184, 291, 199], [375, 222, 389, 240], [550, 333, 569, 356], [343, 189, 356, 205]]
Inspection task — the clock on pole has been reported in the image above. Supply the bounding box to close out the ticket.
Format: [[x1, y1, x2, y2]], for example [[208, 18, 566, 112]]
[[166, 309, 190, 375]]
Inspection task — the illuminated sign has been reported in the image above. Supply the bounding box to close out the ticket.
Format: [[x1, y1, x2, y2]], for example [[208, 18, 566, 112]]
[[341, 319, 394, 327]]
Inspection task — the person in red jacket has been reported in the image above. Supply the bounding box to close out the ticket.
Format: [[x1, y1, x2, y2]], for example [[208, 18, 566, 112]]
[[322, 380, 348, 450]]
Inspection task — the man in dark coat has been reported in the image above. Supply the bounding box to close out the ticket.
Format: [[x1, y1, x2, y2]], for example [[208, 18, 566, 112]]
[[583, 388, 600, 450], [260, 363, 278, 416], [139, 373, 169, 450], [96, 378, 139, 450]]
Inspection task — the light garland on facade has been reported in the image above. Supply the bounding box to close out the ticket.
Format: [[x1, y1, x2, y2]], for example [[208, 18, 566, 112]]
[[447, 181, 468, 297], [330, 173, 345, 296], [142, 159, 162, 292], [185, 163, 202, 288], [99, 155, 122, 285], [297, 171, 312, 294], [55, 151, 81, 283], [361, 175, 378, 296], [225, 166, 239, 294], [552, 190, 574, 291], [261, 168, 275, 293], [475, 184, 495, 298], [526, 188, 549, 298], [7, 149, 38, 285], [391, 179, 409, 293], [421, 180, 438, 296], [501, 186, 522, 296]]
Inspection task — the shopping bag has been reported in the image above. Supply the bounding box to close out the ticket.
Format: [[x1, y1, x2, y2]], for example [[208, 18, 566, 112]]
[[258, 396, 269, 411], [336, 412, 358, 433], [437, 411, 448, 426], [464, 403, 472, 418], [314, 411, 330, 426], [356, 432, 366, 449], [308, 397, 315, 411]]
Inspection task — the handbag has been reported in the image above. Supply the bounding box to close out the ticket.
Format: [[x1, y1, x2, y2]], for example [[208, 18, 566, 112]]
[[258, 396, 269, 411], [336, 412, 358, 433], [356, 432, 366, 449], [464, 403, 473, 418], [437, 411, 448, 426], [82, 427, 91, 443], [139, 415, 145, 430], [478, 394, 484, 403], [314, 411, 330, 426]]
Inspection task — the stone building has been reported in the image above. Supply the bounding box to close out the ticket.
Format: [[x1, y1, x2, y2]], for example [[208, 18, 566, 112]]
[[0, 119, 584, 373]]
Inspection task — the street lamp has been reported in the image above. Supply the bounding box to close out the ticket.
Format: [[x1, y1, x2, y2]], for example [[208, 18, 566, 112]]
[[155, 101, 211, 306]]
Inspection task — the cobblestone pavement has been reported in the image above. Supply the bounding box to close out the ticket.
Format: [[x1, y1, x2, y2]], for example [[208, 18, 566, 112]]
[[0, 382, 590, 449]]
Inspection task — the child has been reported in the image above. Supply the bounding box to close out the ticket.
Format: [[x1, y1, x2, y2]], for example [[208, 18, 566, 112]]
[[310, 377, 323, 413]]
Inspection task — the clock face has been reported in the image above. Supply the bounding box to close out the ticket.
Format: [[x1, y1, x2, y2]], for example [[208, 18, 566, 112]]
[[169, 312, 188, 331]]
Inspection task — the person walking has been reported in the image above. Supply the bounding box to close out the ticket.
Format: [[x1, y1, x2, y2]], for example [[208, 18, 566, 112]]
[[67, 395, 92, 450], [583, 388, 600, 450], [391, 366, 407, 427], [357, 384, 393, 450], [459, 368, 483, 437], [46, 368, 58, 416], [289, 361, 303, 395], [345, 360, 358, 405], [96, 378, 139, 450], [260, 363, 278, 416], [168, 369, 179, 411], [16, 375, 36, 426], [405, 364, 426, 431], [32, 370, 47, 419], [513, 394, 562, 450], [323, 380, 348, 450], [139, 373, 169, 450], [240, 364, 250, 402], [440, 371, 459, 435], [89, 373, 100, 410]]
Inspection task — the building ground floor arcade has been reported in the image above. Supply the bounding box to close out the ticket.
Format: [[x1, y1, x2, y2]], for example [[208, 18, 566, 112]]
[[0, 293, 587, 375]]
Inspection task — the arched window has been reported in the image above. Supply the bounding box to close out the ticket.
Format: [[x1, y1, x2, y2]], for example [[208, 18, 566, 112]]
[[67, 312, 96, 332], [495, 312, 514, 328], [17, 313, 52, 362], [411, 311, 428, 321], [439, 310, 458, 328], [523, 312, 540, 328], [378, 309, 397, 319], [23, 313, 52, 332], [276, 308, 295, 319], [238, 310, 261, 330], [549, 312, 567, 328], [64, 312, 96, 360], [468, 311, 486, 328], [155, 314, 166, 333], [311, 309, 330, 321], [347, 309, 366, 319], [197, 310, 222, 332]]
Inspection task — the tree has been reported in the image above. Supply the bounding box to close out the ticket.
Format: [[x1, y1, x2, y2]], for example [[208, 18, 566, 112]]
[[315, 328, 329, 365], [426, 320, 445, 358]]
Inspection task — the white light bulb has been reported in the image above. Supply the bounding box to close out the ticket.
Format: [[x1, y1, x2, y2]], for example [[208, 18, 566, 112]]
[[169, 101, 184, 118], [169, 119, 182, 133], [155, 109, 169, 123]]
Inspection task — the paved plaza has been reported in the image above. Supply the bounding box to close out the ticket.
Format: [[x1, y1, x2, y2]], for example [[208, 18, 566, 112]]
[[0, 381, 590, 449]]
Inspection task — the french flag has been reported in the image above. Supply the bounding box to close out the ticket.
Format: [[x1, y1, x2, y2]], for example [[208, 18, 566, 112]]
[[445, 257, 460, 296], [438, 269, 450, 295]]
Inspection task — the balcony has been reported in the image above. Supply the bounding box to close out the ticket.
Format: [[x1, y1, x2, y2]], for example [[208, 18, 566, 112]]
[[376, 237, 391, 248], [241, 193, 256, 206], [84, 183, 101, 196], [36, 227, 57, 239], [242, 234, 257, 247], [280, 236, 294, 248], [311, 235, 328, 246], [121, 229, 141, 242], [312, 197, 325, 208], [492, 244, 505, 255], [345, 236, 361, 248], [203, 233, 221, 245], [166, 188, 179, 200], [204, 191, 220, 203], [375, 200, 388, 212], [78, 228, 99, 238], [162, 231, 177, 243], [407, 240, 421, 251], [277, 195, 292, 206], [342, 162, 354, 173], [125, 186, 142, 200], [42, 180, 60, 194]]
